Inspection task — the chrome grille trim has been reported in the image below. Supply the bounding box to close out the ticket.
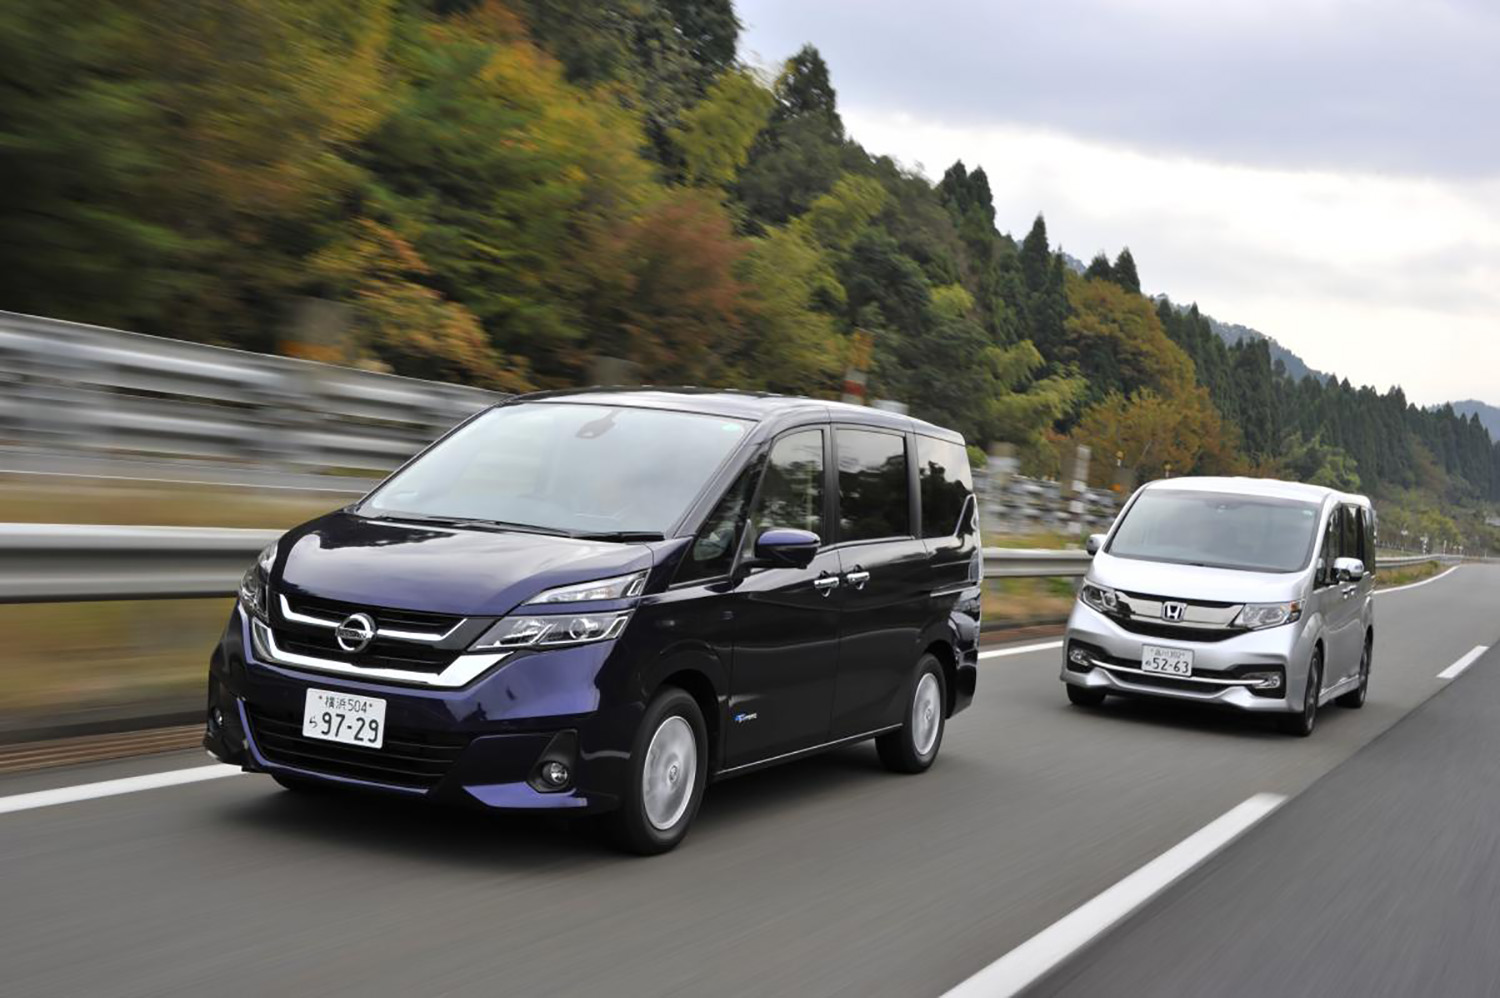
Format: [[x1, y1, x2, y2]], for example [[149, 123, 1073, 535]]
[[250, 618, 505, 688], [278, 594, 464, 643]]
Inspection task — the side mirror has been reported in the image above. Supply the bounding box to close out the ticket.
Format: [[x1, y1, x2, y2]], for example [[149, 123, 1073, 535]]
[[747, 528, 820, 571], [1333, 556, 1366, 582], [1085, 533, 1105, 557], [958, 495, 979, 538]]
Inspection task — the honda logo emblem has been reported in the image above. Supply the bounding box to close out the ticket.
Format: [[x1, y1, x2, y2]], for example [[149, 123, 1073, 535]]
[[1161, 601, 1186, 622]]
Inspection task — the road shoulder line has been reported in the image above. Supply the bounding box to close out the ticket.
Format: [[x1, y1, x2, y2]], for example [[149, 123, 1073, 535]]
[[0, 764, 241, 816]]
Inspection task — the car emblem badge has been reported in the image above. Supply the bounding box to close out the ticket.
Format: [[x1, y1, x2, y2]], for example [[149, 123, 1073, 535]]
[[1161, 601, 1186, 622], [335, 612, 377, 653]]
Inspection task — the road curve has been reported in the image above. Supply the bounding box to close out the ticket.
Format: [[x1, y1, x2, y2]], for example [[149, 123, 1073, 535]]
[[1, 565, 1496, 998]]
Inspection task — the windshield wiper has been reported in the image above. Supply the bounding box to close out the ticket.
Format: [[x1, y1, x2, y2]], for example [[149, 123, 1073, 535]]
[[367, 513, 569, 536], [572, 530, 665, 542]]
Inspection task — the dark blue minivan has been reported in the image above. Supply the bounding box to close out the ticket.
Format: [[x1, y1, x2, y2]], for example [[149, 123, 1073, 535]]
[[205, 389, 981, 853]]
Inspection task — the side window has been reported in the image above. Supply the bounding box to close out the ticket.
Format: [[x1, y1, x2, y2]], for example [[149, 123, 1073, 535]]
[[1341, 504, 1361, 564], [836, 428, 911, 542], [1317, 507, 1341, 586], [676, 462, 761, 584], [1363, 507, 1377, 570], [918, 435, 974, 538], [749, 429, 826, 540]]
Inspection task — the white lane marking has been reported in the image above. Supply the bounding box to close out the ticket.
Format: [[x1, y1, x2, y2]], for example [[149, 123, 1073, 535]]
[[942, 792, 1287, 998], [1437, 645, 1489, 680], [1374, 564, 1458, 595], [979, 640, 1063, 661], [0, 765, 242, 816]]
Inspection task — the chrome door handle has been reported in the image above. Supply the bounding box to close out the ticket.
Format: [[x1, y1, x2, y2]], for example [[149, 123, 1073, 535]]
[[845, 570, 871, 589], [1340, 586, 1357, 598], [813, 575, 841, 595]]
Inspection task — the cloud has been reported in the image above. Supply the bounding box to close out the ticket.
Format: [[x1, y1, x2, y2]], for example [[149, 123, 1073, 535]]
[[737, 0, 1500, 179]]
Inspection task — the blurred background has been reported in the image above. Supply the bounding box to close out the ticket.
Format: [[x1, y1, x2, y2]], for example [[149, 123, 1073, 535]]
[[0, 0, 1494, 745]]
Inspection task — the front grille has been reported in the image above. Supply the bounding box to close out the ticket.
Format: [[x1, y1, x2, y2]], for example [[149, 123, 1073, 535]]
[[247, 705, 469, 790], [275, 631, 452, 673], [1114, 619, 1243, 643], [286, 594, 463, 635]]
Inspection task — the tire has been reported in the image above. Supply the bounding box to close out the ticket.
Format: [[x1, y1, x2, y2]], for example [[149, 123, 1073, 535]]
[[1066, 684, 1107, 708], [607, 688, 708, 856], [1337, 635, 1372, 708], [271, 771, 331, 793], [1279, 648, 1323, 736], [877, 654, 947, 774]]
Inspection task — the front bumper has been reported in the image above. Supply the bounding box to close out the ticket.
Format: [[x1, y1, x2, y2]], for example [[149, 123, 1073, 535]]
[[204, 606, 637, 812], [1061, 602, 1313, 713]]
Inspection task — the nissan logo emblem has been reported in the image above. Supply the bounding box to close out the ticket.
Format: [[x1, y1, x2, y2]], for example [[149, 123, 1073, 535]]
[[335, 612, 376, 653]]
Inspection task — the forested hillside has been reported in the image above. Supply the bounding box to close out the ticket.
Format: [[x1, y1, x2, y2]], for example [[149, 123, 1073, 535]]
[[1, 0, 1494, 542]]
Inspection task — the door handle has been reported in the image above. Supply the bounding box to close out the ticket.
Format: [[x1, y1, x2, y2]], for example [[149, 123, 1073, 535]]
[[1340, 586, 1357, 598], [813, 575, 841, 596], [844, 569, 871, 589]]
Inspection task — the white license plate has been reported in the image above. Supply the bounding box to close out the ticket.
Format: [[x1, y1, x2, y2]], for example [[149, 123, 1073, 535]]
[[1141, 645, 1194, 677], [302, 688, 386, 748]]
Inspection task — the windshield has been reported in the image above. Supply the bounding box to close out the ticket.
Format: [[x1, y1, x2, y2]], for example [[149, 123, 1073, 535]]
[[1106, 489, 1321, 573], [360, 402, 752, 538]]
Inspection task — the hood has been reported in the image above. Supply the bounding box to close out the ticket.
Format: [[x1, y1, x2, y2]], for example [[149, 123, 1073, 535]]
[[275, 511, 655, 617], [1088, 551, 1308, 604]]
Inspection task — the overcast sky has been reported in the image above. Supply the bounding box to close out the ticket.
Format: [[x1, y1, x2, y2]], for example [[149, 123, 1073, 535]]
[[737, 0, 1500, 407]]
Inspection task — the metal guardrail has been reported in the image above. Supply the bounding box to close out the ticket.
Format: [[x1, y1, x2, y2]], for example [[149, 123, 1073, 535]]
[[0, 526, 1458, 603], [0, 310, 505, 480], [0, 524, 281, 603]]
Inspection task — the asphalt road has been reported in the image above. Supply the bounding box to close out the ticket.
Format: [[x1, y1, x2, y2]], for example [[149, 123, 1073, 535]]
[[1030, 637, 1500, 998], [1, 565, 1496, 998]]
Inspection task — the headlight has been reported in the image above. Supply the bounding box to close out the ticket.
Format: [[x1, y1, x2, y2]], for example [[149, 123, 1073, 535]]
[[524, 571, 647, 605], [471, 612, 631, 650], [238, 541, 278, 621], [1079, 583, 1119, 614], [1233, 601, 1302, 630]]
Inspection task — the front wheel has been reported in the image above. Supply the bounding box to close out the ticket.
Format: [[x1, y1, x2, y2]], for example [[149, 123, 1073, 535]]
[[877, 655, 947, 773], [1278, 649, 1323, 736], [607, 688, 708, 855], [1066, 684, 1107, 708]]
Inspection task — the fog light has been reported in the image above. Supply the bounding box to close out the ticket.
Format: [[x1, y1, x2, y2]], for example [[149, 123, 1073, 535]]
[[1068, 646, 1092, 666], [208, 707, 224, 731], [1244, 671, 1282, 690], [539, 761, 570, 788]]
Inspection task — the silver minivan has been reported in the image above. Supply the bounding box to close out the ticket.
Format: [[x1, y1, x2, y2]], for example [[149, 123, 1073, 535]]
[[1061, 477, 1375, 736]]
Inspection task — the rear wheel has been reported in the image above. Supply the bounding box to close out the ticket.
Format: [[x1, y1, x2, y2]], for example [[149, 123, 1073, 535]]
[[877, 655, 947, 773], [607, 688, 707, 856], [1337, 636, 1372, 708], [1279, 649, 1323, 736], [1066, 684, 1107, 708]]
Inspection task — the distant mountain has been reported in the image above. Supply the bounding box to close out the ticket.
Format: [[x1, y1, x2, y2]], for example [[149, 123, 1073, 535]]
[[1204, 317, 1325, 384], [1447, 399, 1500, 439]]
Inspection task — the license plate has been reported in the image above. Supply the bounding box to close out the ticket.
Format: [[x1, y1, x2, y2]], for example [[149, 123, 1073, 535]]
[[302, 688, 385, 748], [1141, 645, 1194, 677]]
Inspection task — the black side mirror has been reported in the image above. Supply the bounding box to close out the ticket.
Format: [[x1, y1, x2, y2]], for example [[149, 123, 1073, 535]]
[[745, 528, 820, 571]]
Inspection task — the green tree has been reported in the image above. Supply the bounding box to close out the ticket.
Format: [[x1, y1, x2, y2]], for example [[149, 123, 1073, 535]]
[[1111, 247, 1141, 294]]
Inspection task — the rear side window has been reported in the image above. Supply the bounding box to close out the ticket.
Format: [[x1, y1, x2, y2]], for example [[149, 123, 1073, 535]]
[[750, 429, 826, 540], [917, 436, 973, 538], [1362, 507, 1377, 569], [836, 428, 911, 542]]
